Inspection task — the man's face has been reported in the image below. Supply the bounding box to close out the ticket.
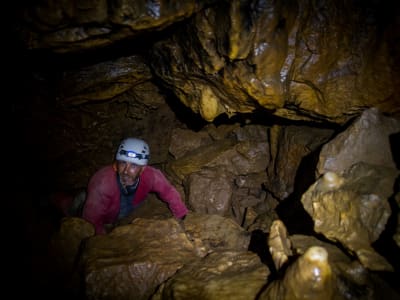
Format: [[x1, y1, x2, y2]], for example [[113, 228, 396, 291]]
[[116, 160, 143, 186]]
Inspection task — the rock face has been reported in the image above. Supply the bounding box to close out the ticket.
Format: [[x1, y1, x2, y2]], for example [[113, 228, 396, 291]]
[[152, 250, 269, 300], [302, 108, 400, 271], [151, 0, 399, 124], [301, 169, 394, 271], [16, 0, 212, 53], [81, 218, 199, 300], [259, 246, 335, 300], [317, 108, 400, 177], [15, 0, 399, 124]]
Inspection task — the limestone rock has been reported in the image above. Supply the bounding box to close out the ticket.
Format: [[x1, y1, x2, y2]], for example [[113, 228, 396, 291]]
[[317, 107, 400, 177], [259, 246, 335, 300], [301, 168, 394, 271], [152, 250, 269, 300], [81, 218, 198, 300], [268, 219, 292, 270]]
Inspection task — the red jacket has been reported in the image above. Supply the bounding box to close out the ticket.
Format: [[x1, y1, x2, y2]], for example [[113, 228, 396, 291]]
[[82, 165, 188, 234]]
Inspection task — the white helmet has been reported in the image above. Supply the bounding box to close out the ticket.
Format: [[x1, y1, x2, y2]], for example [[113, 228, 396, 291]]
[[115, 138, 150, 166]]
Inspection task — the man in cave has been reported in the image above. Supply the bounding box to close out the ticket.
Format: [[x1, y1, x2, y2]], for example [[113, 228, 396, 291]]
[[52, 137, 188, 234]]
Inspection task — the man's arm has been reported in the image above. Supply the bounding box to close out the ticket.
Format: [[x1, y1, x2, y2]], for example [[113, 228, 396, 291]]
[[82, 188, 107, 235], [149, 168, 188, 219], [82, 166, 118, 235]]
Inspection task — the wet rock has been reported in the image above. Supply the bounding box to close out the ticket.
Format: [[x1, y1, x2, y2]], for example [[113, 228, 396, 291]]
[[80, 218, 198, 300], [301, 168, 393, 271], [152, 250, 269, 300], [259, 246, 335, 300], [268, 219, 292, 270], [317, 107, 400, 177]]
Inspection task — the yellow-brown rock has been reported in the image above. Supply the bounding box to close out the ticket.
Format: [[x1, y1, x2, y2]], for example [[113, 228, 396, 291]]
[[259, 246, 335, 300]]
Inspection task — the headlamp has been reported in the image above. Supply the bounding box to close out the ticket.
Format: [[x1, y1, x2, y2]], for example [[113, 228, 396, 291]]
[[119, 149, 149, 160]]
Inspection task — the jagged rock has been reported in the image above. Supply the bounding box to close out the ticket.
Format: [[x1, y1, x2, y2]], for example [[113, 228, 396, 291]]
[[49, 217, 95, 274], [259, 246, 335, 300], [168, 131, 269, 182], [16, 1, 398, 123], [47, 217, 95, 296], [265, 125, 334, 200], [17, 0, 211, 53], [58, 55, 155, 105], [268, 219, 292, 270], [80, 218, 199, 300], [290, 234, 400, 299], [150, 1, 398, 123], [152, 250, 269, 300], [301, 107, 400, 271], [61, 213, 251, 299], [169, 128, 213, 159], [301, 169, 393, 271], [186, 167, 235, 216], [183, 213, 251, 253], [167, 138, 237, 182], [317, 107, 400, 177]]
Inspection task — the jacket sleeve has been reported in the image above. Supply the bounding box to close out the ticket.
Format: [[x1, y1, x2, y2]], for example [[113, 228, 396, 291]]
[[82, 187, 108, 235], [148, 168, 188, 219], [82, 168, 116, 235]]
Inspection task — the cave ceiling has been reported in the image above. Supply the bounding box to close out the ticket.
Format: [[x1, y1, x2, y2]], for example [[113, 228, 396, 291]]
[[14, 0, 400, 124]]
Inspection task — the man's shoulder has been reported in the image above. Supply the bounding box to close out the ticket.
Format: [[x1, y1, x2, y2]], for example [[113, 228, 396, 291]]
[[87, 164, 119, 195], [90, 165, 116, 183], [142, 165, 166, 180], [142, 165, 161, 175]]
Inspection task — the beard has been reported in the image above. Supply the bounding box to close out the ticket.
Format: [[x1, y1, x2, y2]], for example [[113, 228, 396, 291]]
[[119, 174, 137, 187]]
